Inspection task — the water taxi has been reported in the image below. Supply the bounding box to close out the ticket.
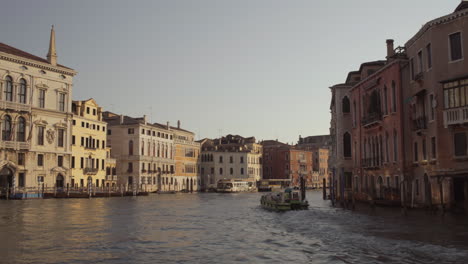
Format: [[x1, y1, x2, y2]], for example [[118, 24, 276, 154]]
[[260, 188, 309, 211], [216, 179, 253, 193]]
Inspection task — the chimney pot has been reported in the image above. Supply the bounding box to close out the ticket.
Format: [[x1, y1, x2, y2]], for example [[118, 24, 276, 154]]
[[177, 120, 181, 129], [166, 121, 170, 130], [386, 39, 395, 59], [120, 115, 124, 124]]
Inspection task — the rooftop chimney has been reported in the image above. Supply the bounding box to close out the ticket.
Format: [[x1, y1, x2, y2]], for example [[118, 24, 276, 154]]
[[177, 120, 180, 129], [386, 39, 395, 59], [47, 25, 57, 66], [143, 115, 147, 125], [166, 121, 170, 130], [120, 115, 124, 124]]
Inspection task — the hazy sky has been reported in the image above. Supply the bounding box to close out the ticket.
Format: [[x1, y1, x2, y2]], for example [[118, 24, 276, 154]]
[[0, 0, 458, 143]]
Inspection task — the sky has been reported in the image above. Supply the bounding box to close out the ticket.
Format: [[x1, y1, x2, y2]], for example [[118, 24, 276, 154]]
[[0, 0, 459, 143]]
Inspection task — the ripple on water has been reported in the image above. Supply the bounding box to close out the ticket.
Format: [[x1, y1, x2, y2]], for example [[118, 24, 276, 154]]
[[1, 192, 468, 264]]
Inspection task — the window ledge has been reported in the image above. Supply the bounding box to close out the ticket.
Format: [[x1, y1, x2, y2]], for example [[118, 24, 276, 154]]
[[453, 156, 468, 161], [449, 58, 464, 64]]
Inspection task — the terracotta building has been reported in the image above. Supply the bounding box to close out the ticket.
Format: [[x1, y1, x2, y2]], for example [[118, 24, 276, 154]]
[[350, 40, 407, 204], [262, 140, 314, 188], [403, 2, 468, 210]]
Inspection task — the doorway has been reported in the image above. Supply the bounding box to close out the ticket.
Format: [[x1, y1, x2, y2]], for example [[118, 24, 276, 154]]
[[0, 167, 14, 189]]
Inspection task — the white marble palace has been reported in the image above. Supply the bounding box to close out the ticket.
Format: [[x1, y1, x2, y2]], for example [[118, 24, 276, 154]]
[[0, 27, 76, 197]]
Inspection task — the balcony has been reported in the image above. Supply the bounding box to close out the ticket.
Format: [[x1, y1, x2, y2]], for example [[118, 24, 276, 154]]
[[362, 112, 382, 128], [106, 175, 118, 181], [412, 116, 427, 131], [444, 106, 468, 127], [0, 141, 30, 150], [83, 168, 98, 175], [361, 158, 380, 170], [0, 100, 31, 112]]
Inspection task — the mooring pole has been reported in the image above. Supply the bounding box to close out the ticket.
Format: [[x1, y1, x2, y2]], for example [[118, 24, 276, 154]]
[[323, 178, 326, 200]]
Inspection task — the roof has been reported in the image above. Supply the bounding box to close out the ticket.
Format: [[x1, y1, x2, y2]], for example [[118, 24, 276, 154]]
[[0, 42, 73, 70], [406, 3, 468, 48]]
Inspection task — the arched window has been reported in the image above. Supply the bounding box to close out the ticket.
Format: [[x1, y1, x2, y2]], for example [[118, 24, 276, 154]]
[[56, 174, 64, 188], [17, 117, 26, 142], [19, 78, 27, 104], [219, 168, 223, 175], [4, 76, 13, 102], [2, 115, 12, 141], [343, 132, 352, 158], [129, 140, 134, 155], [141, 140, 145, 155], [342, 96, 350, 113]]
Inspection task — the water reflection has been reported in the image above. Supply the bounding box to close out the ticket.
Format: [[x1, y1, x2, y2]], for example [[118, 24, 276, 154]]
[[1, 192, 468, 264]]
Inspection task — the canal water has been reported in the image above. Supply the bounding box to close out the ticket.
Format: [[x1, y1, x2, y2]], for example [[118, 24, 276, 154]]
[[1, 191, 468, 264]]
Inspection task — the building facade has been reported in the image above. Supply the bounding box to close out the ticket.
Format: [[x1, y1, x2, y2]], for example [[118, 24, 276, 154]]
[[350, 41, 407, 203], [70, 99, 107, 188], [262, 140, 314, 188], [404, 2, 468, 210], [200, 135, 262, 191], [0, 27, 76, 197], [172, 121, 201, 192], [103, 113, 175, 192]]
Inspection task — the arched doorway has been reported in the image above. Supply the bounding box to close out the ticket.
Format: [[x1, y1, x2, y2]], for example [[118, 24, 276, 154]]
[[56, 174, 64, 188], [0, 167, 14, 189], [424, 174, 432, 207], [190, 178, 193, 193]]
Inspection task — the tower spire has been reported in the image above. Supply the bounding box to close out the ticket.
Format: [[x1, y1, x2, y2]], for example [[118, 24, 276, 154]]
[[47, 25, 57, 66]]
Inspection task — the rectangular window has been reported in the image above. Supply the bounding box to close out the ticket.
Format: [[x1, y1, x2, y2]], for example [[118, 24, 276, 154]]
[[431, 137, 436, 159], [38, 154, 44, 166], [71, 156, 75, 168], [80, 157, 84, 168], [59, 93, 66, 112], [454, 132, 467, 157], [39, 90, 46, 108], [37, 126, 44, 145], [58, 129, 64, 147], [18, 173, 25, 188], [128, 162, 133, 172], [128, 128, 134, 134], [219, 156, 223, 163], [426, 43, 432, 69], [449, 32, 463, 61], [72, 135, 76, 145], [414, 142, 418, 162], [102, 160, 104, 170], [18, 153, 25, 166], [418, 50, 423, 73], [58, 156, 63, 167], [93, 109, 96, 115], [422, 138, 427, 160], [410, 58, 415, 80], [141, 129, 145, 135], [86, 107, 90, 114]]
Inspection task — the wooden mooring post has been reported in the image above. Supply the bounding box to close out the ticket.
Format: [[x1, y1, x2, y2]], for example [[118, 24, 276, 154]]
[[322, 178, 327, 200]]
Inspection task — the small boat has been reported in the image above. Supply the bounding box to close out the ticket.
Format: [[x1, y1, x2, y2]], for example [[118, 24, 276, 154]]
[[260, 188, 309, 211]]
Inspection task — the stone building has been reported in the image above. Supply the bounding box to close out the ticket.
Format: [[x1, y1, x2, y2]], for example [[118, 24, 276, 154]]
[[262, 140, 314, 188], [199, 135, 262, 191], [297, 135, 331, 188], [350, 40, 408, 204], [0, 26, 76, 197], [403, 2, 468, 210], [103, 112, 175, 192], [104, 147, 117, 187], [70, 99, 107, 188], [172, 121, 201, 192]]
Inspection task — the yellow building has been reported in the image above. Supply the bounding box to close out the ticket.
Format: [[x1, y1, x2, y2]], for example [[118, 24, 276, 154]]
[[172, 121, 200, 192], [70, 99, 107, 188]]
